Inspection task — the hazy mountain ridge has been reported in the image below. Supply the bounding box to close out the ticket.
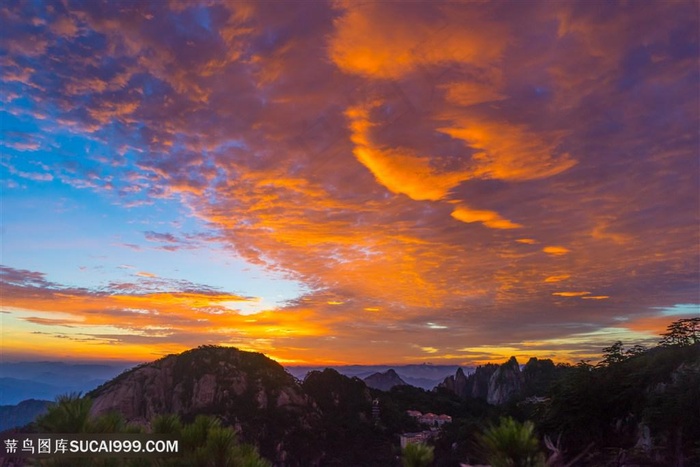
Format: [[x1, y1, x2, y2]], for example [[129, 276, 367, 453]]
[[0, 361, 131, 404], [0, 399, 51, 432], [363, 369, 408, 391], [0, 377, 67, 406], [286, 364, 464, 390]]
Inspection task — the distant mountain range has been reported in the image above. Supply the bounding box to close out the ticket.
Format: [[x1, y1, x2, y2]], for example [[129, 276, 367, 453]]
[[286, 363, 467, 390], [0, 361, 132, 405], [0, 399, 51, 431], [0, 361, 462, 406]]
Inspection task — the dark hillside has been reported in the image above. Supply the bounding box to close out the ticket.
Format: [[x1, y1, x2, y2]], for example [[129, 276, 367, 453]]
[[87, 345, 320, 465]]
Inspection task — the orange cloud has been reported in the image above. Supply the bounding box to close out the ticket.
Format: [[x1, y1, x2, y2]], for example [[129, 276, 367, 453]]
[[543, 246, 570, 256], [2, 1, 697, 365], [440, 81, 505, 107], [591, 223, 633, 245], [451, 204, 522, 229], [552, 291, 590, 297], [346, 104, 469, 201], [329, 3, 505, 79], [545, 274, 570, 283], [439, 123, 576, 182], [1, 282, 334, 362]]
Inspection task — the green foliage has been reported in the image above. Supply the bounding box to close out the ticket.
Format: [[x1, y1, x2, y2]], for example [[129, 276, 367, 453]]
[[36, 393, 93, 433], [151, 413, 183, 435], [379, 383, 498, 465], [301, 368, 396, 465], [521, 359, 558, 392], [477, 417, 546, 467], [32, 396, 270, 467], [90, 411, 128, 433], [402, 442, 434, 467], [539, 335, 700, 465]]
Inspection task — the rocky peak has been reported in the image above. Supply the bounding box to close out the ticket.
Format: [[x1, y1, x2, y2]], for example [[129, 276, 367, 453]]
[[438, 364, 498, 399], [363, 369, 408, 391], [487, 357, 523, 405], [87, 346, 319, 464], [454, 367, 469, 396], [89, 346, 309, 423], [439, 358, 526, 405]]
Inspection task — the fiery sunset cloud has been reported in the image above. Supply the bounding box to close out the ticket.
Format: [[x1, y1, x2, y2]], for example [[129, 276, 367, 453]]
[[1, 1, 698, 365]]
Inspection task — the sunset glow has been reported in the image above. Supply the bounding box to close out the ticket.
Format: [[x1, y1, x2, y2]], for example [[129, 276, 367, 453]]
[[1, 1, 698, 366]]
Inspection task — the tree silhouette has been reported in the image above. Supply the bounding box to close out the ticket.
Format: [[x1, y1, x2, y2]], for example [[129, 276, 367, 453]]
[[659, 317, 700, 346], [600, 341, 625, 366], [33, 396, 270, 467]]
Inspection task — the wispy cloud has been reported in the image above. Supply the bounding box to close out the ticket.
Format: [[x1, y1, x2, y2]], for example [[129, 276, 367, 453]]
[[0, 0, 697, 363]]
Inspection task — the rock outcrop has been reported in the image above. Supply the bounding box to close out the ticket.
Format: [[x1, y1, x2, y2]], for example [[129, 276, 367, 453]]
[[438, 363, 498, 399], [363, 369, 408, 391], [87, 346, 319, 464], [487, 356, 523, 405], [439, 358, 525, 405], [89, 346, 310, 423]]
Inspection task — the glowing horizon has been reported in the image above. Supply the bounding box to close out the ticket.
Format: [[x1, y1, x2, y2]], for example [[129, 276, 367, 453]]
[[1, 1, 698, 366]]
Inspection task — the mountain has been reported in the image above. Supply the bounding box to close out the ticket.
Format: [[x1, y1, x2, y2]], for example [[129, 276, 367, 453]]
[[0, 399, 51, 431], [363, 369, 408, 391], [10, 340, 698, 466], [487, 356, 523, 405], [0, 377, 66, 405], [286, 364, 462, 390], [301, 369, 396, 465], [83, 347, 403, 465], [87, 345, 320, 464], [0, 361, 131, 383], [0, 362, 130, 404], [439, 363, 499, 400], [439, 358, 526, 404]]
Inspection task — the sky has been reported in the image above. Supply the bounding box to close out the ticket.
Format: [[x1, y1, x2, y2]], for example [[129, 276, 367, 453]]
[[1, 0, 698, 366]]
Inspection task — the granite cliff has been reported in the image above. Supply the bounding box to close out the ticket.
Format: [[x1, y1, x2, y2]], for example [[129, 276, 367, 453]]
[[487, 356, 523, 405], [439, 357, 525, 404], [438, 363, 499, 400], [439, 356, 564, 405]]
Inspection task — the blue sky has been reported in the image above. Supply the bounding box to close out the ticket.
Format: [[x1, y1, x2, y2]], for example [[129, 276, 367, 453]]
[[1, 0, 698, 364]]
